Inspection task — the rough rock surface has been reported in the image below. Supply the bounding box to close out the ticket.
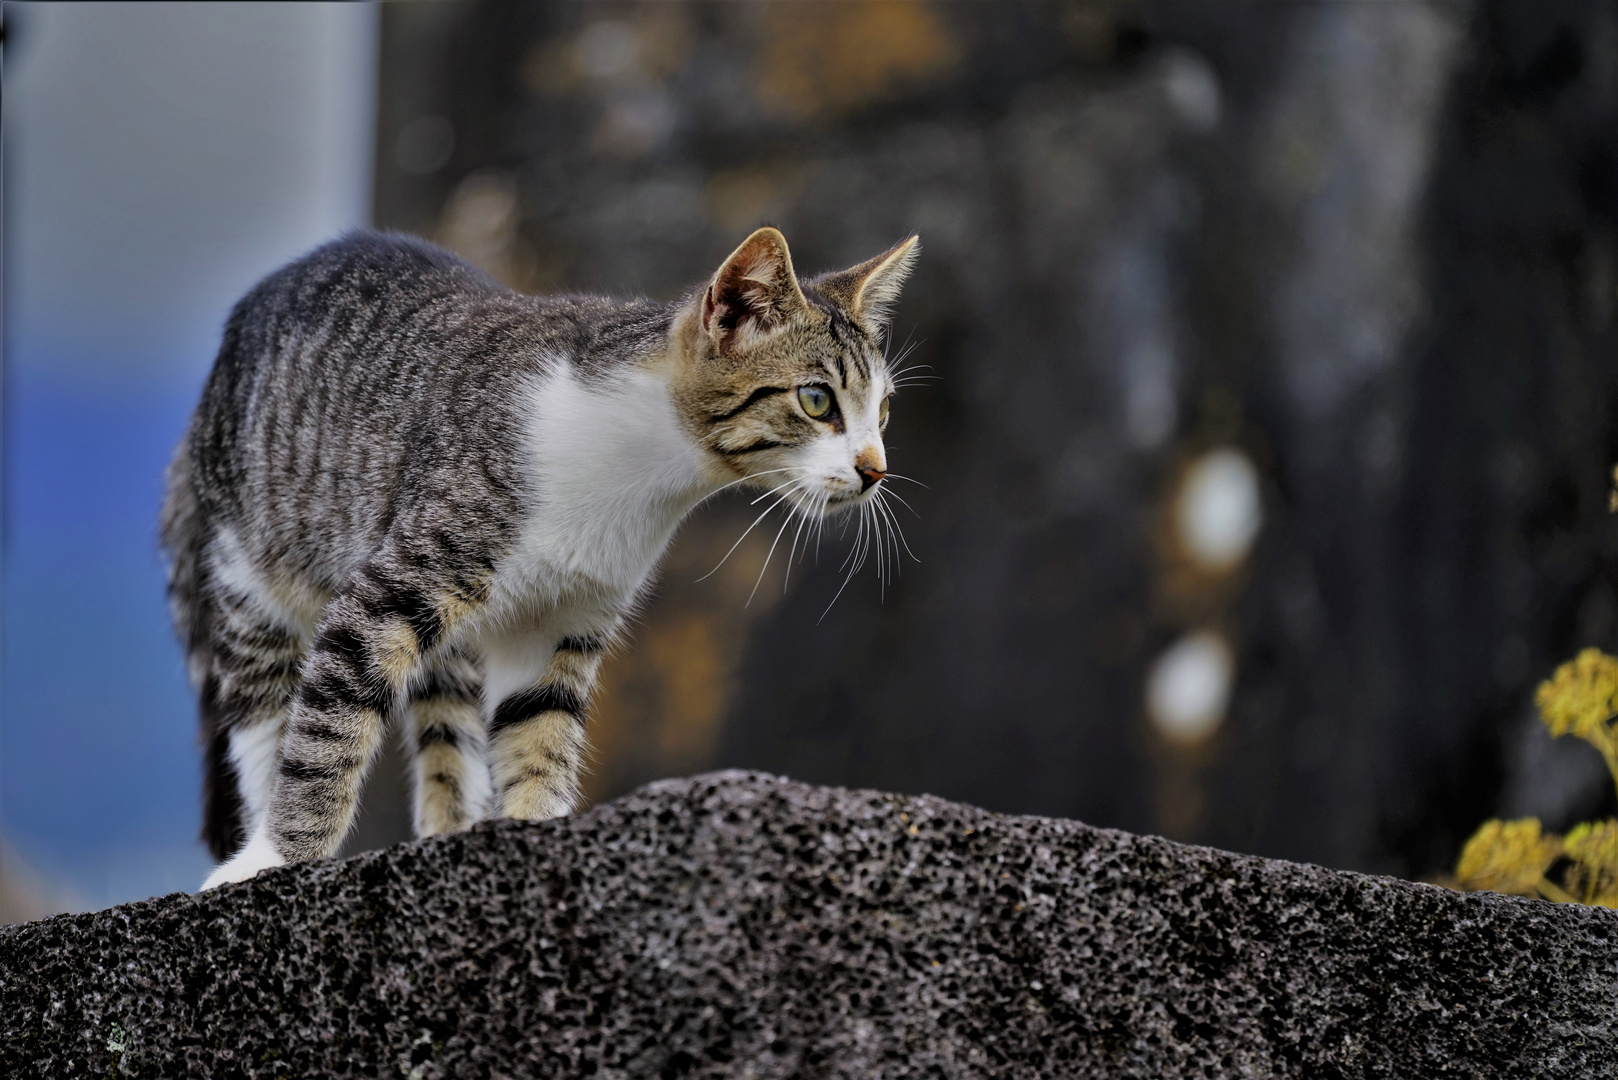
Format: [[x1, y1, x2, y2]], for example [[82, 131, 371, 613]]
[[3, 772, 1615, 1078]]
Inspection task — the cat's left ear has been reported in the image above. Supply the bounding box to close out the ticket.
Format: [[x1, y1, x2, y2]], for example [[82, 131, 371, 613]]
[[701, 227, 811, 356], [809, 235, 921, 336]]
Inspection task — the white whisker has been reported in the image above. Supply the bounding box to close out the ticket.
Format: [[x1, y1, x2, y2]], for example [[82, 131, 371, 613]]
[[782, 512, 807, 592], [747, 483, 808, 606], [707, 463, 924, 620], [838, 502, 866, 573], [870, 493, 890, 586], [879, 485, 921, 518], [887, 327, 921, 370], [882, 499, 895, 584], [822, 512, 868, 622], [749, 476, 802, 506], [697, 479, 800, 582], [814, 490, 829, 563], [887, 362, 936, 388], [701, 466, 798, 502], [785, 487, 827, 583], [877, 500, 891, 598], [855, 503, 873, 577], [781, 485, 819, 593], [877, 490, 920, 563], [880, 501, 893, 595]]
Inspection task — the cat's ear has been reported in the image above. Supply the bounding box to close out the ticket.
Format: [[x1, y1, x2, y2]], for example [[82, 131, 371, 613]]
[[809, 235, 920, 334], [701, 227, 809, 354]]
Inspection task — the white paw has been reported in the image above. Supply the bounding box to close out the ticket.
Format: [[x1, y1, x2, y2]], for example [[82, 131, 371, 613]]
[[200, 828, 287, 890]]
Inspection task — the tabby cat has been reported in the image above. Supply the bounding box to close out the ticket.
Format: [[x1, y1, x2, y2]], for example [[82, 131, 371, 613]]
[[161, 226, 918, 889]]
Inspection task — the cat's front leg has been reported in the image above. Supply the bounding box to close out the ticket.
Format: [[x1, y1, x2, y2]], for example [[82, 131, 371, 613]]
[[407, 647, 491, 836], [483, 626, 612, 820]]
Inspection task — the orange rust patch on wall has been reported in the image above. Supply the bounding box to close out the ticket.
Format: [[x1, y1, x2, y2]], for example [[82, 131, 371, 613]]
[[756, 1, 959, 120], [647, 613, 728, 762]]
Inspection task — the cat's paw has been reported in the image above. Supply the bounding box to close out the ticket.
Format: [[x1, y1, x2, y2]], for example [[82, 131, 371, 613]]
[[200, 830, 286, 890]]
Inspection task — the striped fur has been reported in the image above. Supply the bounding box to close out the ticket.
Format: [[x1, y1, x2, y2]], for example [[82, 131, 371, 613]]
[[489, 634, 603, 819], [161, 227, 918, 888], [408, 649, 490, 836]]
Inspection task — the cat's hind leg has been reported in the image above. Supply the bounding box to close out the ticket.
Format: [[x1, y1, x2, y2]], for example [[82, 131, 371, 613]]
[[483, 627, 612, 820], [196, 589, 305, 887], [206, 561, 450, 886], [407, 647, 491, 836]]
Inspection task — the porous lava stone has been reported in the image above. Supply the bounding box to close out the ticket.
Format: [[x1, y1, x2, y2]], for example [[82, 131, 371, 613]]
[[3, 772, 1615, 1077]]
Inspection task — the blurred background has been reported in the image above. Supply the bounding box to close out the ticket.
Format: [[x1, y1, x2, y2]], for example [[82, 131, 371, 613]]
[[4, 0, 1616, 920]]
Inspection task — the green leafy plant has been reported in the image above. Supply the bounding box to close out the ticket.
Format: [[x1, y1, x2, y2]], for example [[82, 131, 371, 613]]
[[1456, 648, 1618, 907]]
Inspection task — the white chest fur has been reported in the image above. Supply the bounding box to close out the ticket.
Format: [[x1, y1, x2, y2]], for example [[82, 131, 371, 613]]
[[491, 360, 716, 621]]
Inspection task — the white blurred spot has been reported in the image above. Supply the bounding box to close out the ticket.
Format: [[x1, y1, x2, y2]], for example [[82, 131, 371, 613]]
[[1124, 337, 1177, 449], [1163, 50, 1221, 133], [1175, 448, 1262, 571], [439, 171, 519, 277], [594, 90, 676, 158], [576, 21, 639, 81], [1147, 630, 1235, 744]]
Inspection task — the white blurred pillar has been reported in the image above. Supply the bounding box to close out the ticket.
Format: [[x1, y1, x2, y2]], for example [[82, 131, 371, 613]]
[[7, 1, 379, 382]]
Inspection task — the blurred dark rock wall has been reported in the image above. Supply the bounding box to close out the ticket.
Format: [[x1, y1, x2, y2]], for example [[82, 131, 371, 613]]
[[366, 1, 1618, 878]]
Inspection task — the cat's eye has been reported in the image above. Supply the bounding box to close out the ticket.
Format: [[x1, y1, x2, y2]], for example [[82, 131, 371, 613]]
[[798, 384, 833, 419], [879, 397, 891, 427]]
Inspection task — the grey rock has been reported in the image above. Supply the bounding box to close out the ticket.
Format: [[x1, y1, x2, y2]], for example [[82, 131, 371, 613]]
[[3, 771, 1615, 1078]]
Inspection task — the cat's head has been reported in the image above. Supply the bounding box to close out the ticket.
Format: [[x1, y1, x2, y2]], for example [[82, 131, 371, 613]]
[[673, 227, 919, 516]]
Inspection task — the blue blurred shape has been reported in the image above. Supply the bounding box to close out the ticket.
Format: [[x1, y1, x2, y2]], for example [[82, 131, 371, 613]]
[[3, 3, 378, 909]]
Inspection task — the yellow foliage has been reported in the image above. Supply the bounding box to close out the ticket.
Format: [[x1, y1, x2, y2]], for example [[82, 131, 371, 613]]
[[1458, 648, 1618, 907], [1563, 820, 1618, 908], [1455, 819, 1563, 898], [1534, 648, 1618, 745]]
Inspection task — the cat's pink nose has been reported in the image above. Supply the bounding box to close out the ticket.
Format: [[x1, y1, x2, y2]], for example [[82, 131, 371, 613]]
[[856, 464, 886, 490]]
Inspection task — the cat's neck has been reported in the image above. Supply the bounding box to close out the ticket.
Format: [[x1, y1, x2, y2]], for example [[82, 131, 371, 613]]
[[508, 354, 720, 605]]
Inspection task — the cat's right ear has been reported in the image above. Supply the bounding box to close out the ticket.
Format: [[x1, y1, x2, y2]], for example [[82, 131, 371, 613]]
[[701, 227, 809, 356], [808, 235, 920, 336]]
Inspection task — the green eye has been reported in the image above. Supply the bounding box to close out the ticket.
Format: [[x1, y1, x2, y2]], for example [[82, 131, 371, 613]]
[[798, 385, 833, 419], [879, 397, 891, 427]]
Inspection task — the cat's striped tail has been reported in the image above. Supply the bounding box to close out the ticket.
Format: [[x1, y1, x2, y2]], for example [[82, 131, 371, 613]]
[[160, 439, 244, 861]]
